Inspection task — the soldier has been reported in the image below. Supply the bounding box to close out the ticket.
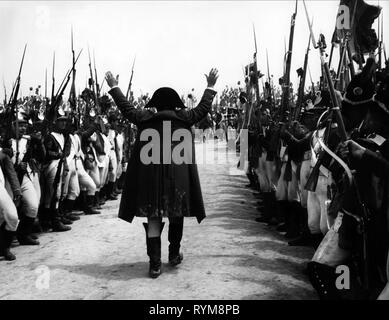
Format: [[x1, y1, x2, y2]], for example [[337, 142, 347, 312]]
[[254, 113, 278, 225], [106, 113, 119, 200], [10, 113, 46, 245], [0, 149, 21, 260], [272, 121, 305, 239], [61, 121, 101, 216], [113, 116, 125, 195], [41, 114, 72, 232]]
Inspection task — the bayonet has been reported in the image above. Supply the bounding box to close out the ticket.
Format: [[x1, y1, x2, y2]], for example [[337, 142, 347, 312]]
[[266, 49, 270, 84], [303, 0, 318, 49], [87, 46, 99, 111], [126, 55, 136, 100], [51, 51, 55, 103], [9, 44, 27, 165], [93, 50, 100, 97], [253, 23, 258, 56], [45, 68, 47, 99], [69, 26, 77, 114], [52, 49, 82, 108], [3, 77, 6, 106]]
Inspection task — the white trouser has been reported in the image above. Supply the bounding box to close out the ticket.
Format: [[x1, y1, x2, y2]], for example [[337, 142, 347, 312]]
[[108, 149, 118, 183], [275, 161, 300, 202], [116, 157, 123, 179], [20, 172, 41, 219], [299, 159, 311, 208], [42, 160, 63, 209], [289, 161, 300, 202], [88, 162, 101, 191], [62, 158, 77, 200], [0, 183, 19, 231], [99, 156, 110, 188], [265, 158, 278, 192], [307, 174, 332, 235], [255, 152, 272, 192], [75, 159, 96, 197]]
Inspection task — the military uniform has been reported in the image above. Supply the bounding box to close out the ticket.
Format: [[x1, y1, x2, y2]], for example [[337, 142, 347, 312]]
[[0, 150, 21, 260]]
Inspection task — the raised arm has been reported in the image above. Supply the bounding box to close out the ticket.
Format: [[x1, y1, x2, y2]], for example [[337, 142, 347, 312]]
[[179, 68, 219, 125], [105, 71, 148, 125]]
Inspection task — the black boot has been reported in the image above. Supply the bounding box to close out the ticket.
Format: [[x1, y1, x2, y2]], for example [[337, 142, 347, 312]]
[[39, 208, 52, 232], [0, 223, 16, 261], [17, 216, 40, 246], [288, 207, 313, 246], [117, 174, 125, 191], [106, 182, 118, 201], [91, 191, 102, 210], [255, 191, 276, 223], [84, 195, 101, 215], [99, 186, 107, 204], [285, 201, 301, 239], [267, 199, 285, 226], [63, 199, 80, 221], [168, 218, 184, 266], [58, 201, 73, 225], [51, 210, 71, 232], [143, 222, 165, 279], [61, 215, 73, 225], [245, 172, 256, 189], [114, 178, 123, 195], [252, 171, 261, 191]]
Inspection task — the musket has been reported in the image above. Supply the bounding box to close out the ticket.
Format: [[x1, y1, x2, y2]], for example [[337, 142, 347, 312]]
[[294, 32, 311, 121], [252, 24, 261, 108], [93, 50, 100, 98], [303, 1, 348, 194], [9, 44, 27, 165], [328, 42, 335, 70], [378, 10, 381, 69], [380, 10, 386, 68], [126, 56, 136, 100], [267, 51, 277, 112], [69, 27, 77, 111], [281, 0, 298, 124], [87, 46, 99, 112], [334, 0, 358, 89], [45, 68, 47, 99], [382, 14, 386, 63], [266, 49, 273, 107], [51, 52, 55, 104], [3, 77, 7, 106], [308, 65, 315, 94], [51, 49, 83, 112]]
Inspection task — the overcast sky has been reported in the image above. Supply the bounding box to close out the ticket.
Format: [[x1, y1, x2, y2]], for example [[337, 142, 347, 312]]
[[0, 0, 388, 102]]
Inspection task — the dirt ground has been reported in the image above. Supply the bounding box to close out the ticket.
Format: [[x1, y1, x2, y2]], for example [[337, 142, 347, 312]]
[[0, 141, 317, 300]]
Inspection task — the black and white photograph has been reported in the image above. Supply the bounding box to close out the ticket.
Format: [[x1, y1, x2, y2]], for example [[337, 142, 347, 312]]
[[1, 0, 389, 306]]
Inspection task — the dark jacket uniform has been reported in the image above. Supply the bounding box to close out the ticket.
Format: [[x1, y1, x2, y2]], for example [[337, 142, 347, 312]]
[[0, 150, 21, 198], [109, 87, 216, 223]]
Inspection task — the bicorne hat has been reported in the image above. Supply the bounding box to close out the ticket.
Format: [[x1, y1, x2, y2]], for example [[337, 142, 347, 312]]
[[145, 87, 186, 111]]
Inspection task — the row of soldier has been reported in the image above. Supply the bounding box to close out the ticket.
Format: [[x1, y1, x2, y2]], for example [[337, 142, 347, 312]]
[[0, 97, 136, 261], [242, 55, 389, 299]]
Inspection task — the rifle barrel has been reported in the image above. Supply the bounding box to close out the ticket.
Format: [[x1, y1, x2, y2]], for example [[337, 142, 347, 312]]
[[126, 56, 136, 100], [45, 68, 47, 98], [51, 52, 55, 102], [53, 49, 82, 107]]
